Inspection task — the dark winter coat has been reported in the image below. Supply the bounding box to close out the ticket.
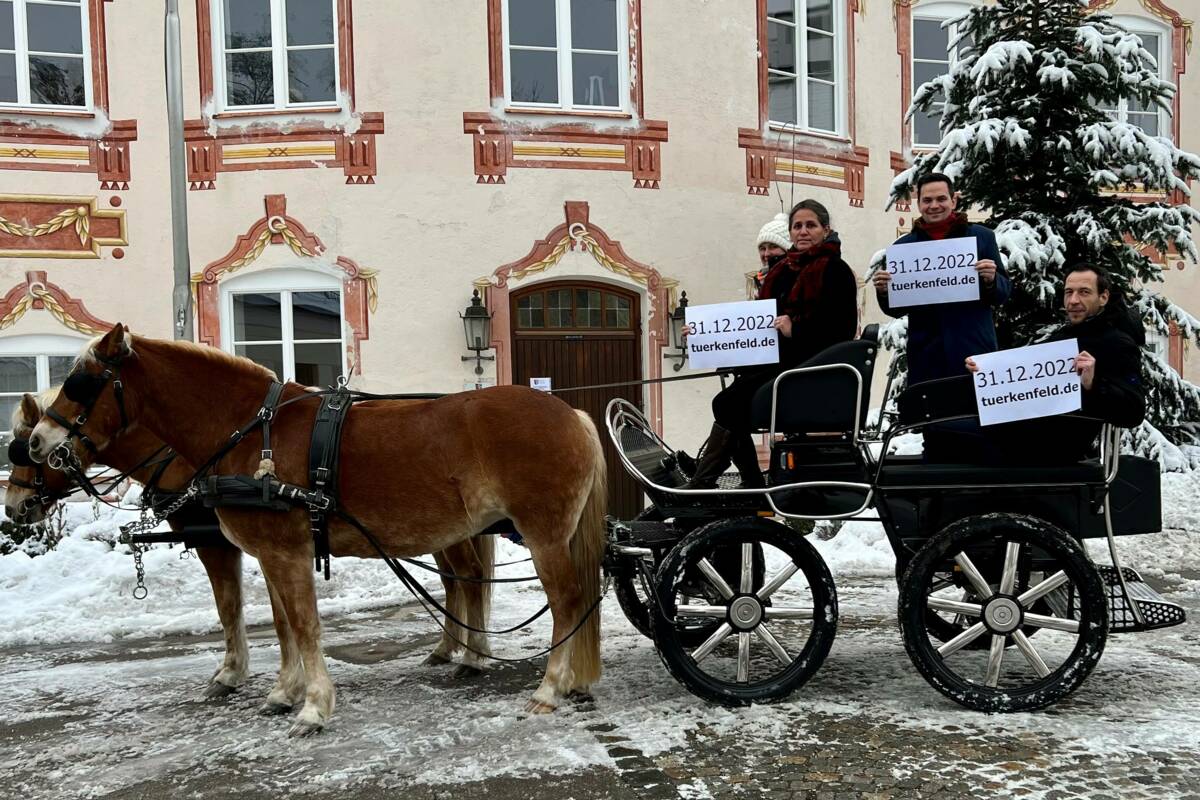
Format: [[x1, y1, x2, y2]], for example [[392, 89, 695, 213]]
[[877, 215, 1011, 384]]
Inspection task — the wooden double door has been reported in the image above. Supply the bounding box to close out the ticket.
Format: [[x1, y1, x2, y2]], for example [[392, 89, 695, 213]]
[[511, 281, 643, 518]]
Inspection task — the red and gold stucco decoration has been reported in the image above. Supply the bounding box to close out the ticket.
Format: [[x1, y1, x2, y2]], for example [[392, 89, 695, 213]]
[[0, 194, 127, 259], [0, 271, 112, 335], [739, 0, 870, 205], [192, 195, 378, 374], [475, 200, 679, 433]]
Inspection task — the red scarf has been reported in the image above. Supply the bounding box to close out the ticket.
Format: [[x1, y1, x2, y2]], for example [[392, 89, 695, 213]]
[[757, 239, 843, 311], [913, 212, 969, 240]]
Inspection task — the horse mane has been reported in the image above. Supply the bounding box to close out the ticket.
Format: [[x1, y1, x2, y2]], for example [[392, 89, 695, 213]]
[[9, 387, 58, 435], [79, 332, 279, 382]]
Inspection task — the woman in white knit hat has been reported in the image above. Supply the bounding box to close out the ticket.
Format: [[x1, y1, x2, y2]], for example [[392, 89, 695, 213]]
[[754, 212, 791, 292]]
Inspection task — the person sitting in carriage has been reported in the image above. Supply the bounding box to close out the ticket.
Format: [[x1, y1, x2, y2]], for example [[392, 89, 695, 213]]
[[686, 200, 859, 489]]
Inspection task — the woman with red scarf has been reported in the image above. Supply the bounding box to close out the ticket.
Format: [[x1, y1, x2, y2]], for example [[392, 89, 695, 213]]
[[687, 200, 859, 489]]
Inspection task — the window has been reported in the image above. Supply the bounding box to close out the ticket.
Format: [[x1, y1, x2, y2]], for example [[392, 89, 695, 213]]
[[221, 269, 345, 385], [1098, 22, 1168, 138], [0, 0, 91, 109], [766, 0, 845, 134], [503, 0, 627, 111], [515, 287, 633, 330], [212, 0, 339, 111], [911, 3, 972, 148], [0, 334, 83, 471]]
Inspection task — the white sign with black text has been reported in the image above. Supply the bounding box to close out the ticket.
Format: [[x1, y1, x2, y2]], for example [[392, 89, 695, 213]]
[[685, 299, 780, 369], [885, 236, 980, 308], [529, 377, 552, 392], [971, 339, 1082, 426]]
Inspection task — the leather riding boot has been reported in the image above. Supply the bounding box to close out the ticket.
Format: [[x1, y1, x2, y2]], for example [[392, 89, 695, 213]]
[[730, 434, 767, 489], [684, 424, 735, 489]]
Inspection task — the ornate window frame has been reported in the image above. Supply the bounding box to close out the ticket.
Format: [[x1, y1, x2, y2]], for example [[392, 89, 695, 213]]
[[0, 0, 137, 190], [738, 0, 869, 204], [185, 0, 385, 189], [462, 0, 668, 189]]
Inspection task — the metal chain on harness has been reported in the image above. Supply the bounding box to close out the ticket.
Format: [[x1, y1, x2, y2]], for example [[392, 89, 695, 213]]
[[117, 485, 199, 600], [131, 544, 148, 600]]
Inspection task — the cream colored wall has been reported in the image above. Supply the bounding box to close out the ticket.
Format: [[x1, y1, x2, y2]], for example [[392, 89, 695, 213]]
[[0, 0, 1195, 453]]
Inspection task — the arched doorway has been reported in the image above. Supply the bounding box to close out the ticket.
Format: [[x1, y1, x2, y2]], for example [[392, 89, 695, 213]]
[[511, 280, 643, 518]]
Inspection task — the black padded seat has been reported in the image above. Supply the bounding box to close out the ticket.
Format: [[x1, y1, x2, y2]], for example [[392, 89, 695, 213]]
[[878, 458, 1105, 487], [750, 325, 879, 433]]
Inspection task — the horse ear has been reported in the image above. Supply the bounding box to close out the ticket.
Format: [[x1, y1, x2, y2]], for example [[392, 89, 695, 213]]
[[96, 323, 131, 362], [20, 393, 39, 426]]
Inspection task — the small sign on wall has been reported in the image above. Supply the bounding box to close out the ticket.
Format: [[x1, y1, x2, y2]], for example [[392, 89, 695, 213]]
[[464, 378, 496, 391], [530, 377, 552, 392]]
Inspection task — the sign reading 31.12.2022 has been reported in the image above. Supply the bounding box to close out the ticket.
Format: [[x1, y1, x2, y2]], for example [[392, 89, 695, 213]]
[[971, 339, 1082, 426], [685, 299, 779, 369], [885, 237, 980, 308]]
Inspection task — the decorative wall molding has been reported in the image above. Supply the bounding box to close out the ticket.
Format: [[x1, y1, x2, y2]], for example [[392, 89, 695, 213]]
[[0, 270, 112, 335], [0, 194, 127, 258], [474, 200, 678, 433], [192, 195, 378, 373], [738, 0, 870, 204]]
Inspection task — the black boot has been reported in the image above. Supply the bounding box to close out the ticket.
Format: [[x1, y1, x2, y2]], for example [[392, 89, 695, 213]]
[[730, 434, 767, 489], [685, 424, 735, 489]]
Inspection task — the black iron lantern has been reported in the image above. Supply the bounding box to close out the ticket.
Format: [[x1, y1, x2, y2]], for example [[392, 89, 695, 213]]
[[664, 291, 689, 372], [460, 289, 495, 376]]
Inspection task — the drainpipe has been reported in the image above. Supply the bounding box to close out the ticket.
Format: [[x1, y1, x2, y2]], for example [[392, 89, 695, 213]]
[[165, 0, 192, 340]]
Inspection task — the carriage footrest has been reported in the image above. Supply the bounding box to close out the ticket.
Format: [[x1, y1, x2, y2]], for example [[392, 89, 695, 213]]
[[1097, 565, 1187, 633]]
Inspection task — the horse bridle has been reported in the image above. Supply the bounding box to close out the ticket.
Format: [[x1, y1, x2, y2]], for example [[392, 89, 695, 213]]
[[45, 350, 130, 469], [6, 435, 72, 516]]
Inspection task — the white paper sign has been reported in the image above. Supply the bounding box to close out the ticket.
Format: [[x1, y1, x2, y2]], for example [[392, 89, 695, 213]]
[[971, 339, 1082, 426], [529, 377, 552, 392], [885, 237, 980, 308], [685, 299, 780, 369]]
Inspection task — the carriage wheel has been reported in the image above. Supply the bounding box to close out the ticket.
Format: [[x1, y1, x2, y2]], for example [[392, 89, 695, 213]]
[[899, 514, 1108, 712], [651, 517, 837, 706]]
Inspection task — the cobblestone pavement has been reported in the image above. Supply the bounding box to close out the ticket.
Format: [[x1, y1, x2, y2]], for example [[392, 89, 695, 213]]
[[2, 575, 1198, 800]]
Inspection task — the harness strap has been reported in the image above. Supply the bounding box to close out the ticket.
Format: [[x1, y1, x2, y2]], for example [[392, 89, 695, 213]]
[[306, 387, 351, 579], [45, 408, 99, 456]]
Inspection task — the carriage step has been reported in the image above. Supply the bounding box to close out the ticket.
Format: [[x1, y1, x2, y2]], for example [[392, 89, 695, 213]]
[[1096, 565, 1187, 633]]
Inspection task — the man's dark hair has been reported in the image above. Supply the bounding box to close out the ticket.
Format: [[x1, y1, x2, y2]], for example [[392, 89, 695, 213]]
[[916, 172, 955, 198], [1065, 263, 1111, 295]]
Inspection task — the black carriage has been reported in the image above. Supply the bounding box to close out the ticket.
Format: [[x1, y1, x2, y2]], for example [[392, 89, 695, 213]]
[[603, 326, 1185, 711]]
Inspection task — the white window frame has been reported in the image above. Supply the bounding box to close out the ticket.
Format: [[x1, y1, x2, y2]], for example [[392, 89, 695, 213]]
[[210, 0, 341, 113], [0, 334, 86, 473], [1101, 15, 1171, 140], [219, 267, 347, 383], [501, 0, 630, 112], [910, 1, 972, 149], [766, 0, 848, 136], [0, 0, 93, 111]]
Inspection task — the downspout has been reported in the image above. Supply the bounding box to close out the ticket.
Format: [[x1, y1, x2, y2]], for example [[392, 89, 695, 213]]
[[165, 0, 192, 340]]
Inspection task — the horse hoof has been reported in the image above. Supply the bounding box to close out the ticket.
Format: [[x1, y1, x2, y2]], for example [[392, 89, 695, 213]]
[[452, 664, 484, 680], [422, 652, 452, 666], [204, 681, 238, 700], [523, 699, 557, 714], [258, 701, 294, 716], [567, 690, 594, 703], [288, 721, 323, 738]]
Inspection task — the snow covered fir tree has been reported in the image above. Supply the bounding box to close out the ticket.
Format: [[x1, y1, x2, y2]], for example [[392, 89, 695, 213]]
[[885, 0, 1200, 469]]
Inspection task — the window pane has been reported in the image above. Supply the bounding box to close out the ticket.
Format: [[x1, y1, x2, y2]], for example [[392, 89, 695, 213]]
[[516, 294, 545, 329], [767, 19, 795, 73], [571, 0, 617, 51], [806, 0, 833, 33], [914, 60, 947, 94], [27, 3, 82, 53], [806, 31, 834, 82], [1129, 112, 1159, 136], [234, 344, 284, 378], [914, 107, 941, 146], [48, 356, 74, 387], [575, 289, 601, 328], [510, 49, 558, 103], [0, 54, 15, 103], [0, 2, 13, 50], [226, 52, 275, 105], [233, 293, 283, 341], [292, 291, 341, 340], [807, 79, 834, 131], [0, 396, 20, 446], [224, 0, 273, 49], [509, 0, 556, 48], [913, 18, 949, 61], [29, 55, 85, 105], [548, 289, 571, 327], [0, 357, 36, 393], [572, 52, 617, 107], [287, 47, 336, 102], [286, 0, 334, 46], [766, 0, 794, 21], [1138, 33, 1159, 66], [293, 342, 341, 387], [768, 73, 797, 124], [605, 294, 630, 329]]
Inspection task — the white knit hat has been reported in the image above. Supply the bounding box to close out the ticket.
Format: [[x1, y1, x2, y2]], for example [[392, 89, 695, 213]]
[[756, 212, 791, 250]]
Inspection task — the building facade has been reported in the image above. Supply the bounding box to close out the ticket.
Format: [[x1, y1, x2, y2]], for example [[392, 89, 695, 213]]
[[0, 0, 1195, 513]]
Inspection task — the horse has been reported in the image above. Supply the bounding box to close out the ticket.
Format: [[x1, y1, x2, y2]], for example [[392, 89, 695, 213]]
[[27, 325, 607, 736], [7, 388, 497, 712]]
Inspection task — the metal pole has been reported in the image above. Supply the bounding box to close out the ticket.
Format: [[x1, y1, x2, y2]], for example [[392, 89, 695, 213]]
[[165, 0, 192, 340]]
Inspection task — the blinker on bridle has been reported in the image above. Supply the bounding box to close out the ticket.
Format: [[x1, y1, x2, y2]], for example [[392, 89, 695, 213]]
[[46, 350, 130, 458]]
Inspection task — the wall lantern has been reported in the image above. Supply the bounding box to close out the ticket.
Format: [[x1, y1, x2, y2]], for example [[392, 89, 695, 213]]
[[460, 289, 495, 376], [663, 291, 689, 372]]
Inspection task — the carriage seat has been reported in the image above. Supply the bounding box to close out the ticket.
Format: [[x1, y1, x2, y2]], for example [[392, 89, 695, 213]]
[[749, 324, 878, 434]]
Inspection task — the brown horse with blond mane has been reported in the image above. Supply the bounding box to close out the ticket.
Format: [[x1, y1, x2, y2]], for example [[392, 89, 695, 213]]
[[27, 324, 607, 736], [6, 390, 497, 711]]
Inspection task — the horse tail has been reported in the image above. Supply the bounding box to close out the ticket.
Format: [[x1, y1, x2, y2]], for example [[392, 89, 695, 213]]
[[569, 409, 607, 688], [473, 525, 495, 630]]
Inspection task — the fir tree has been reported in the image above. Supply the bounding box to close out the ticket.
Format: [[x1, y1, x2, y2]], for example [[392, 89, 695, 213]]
[[886, 0, 1200, 469]]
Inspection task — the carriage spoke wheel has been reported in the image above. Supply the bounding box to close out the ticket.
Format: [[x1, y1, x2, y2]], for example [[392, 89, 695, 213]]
[[899, 514, 1108, 712], [651, 517, 836, 706]]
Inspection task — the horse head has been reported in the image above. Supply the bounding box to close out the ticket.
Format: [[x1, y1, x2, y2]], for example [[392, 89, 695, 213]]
[[5, 391, 78, 523]]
